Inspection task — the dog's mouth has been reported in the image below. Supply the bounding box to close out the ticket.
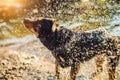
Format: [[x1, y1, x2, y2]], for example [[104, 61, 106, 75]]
[[24, 19, 39, 37]]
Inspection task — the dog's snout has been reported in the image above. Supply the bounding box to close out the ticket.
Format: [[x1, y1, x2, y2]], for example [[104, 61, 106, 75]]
[[23, 19, 33, 28], [24, 19, 31, 24]]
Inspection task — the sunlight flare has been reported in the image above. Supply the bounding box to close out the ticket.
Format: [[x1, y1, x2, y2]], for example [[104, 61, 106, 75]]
[[0, 0, 23, 8]]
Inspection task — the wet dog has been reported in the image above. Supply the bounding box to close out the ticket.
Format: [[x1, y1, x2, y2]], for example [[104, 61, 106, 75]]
[[24, 18, 120, 80]]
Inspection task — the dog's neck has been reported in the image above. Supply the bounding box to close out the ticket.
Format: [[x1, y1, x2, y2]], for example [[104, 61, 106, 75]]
[[38, 32, 56, 50], [39, 27, 73, 51], [55, 27, 73, 46]]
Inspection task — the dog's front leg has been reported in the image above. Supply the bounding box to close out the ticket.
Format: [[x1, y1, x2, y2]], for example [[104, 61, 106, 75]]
[[70, 62, 80, 80], [55, 60, 61, 80]]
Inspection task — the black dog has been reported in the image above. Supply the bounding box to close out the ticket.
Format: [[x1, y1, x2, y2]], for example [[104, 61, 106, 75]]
[[24, 18, 120, 80]]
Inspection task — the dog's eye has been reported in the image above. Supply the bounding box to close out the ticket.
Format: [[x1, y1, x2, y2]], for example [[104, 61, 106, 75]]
[[34, 24, 41, 32], [37, 24, 41, 27], [34, 26, 40, 32], [39, 35, 44, 38], [35, 24, 41, 28]]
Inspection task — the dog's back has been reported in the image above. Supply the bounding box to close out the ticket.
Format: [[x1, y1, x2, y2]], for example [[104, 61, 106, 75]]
[[52, 27, 118, 66]]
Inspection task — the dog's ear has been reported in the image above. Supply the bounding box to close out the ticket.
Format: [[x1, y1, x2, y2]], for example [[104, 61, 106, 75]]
[[52, 19, 60, 32]]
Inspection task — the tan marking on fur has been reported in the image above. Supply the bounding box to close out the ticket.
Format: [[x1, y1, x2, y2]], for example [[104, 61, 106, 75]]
[[29, 28, 39, 37], [60, 56, 65, 62], [24, 20, 39, 37], [26, 25, 39, 37]]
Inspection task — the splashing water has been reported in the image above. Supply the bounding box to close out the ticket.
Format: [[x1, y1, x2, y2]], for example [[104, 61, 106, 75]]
[[0, 1, 120, 80]]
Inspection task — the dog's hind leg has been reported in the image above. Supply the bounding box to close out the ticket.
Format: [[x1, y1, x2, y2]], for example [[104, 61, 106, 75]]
[[70, 62, 80, 80], [107, 52, 120, 80], [90, 55, 105, 80]]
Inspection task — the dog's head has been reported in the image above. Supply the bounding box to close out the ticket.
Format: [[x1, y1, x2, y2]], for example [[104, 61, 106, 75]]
[[24, 18, 58, 37]]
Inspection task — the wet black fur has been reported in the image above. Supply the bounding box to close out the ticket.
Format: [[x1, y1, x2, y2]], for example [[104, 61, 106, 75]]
[[24, 19, 120, 80]]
